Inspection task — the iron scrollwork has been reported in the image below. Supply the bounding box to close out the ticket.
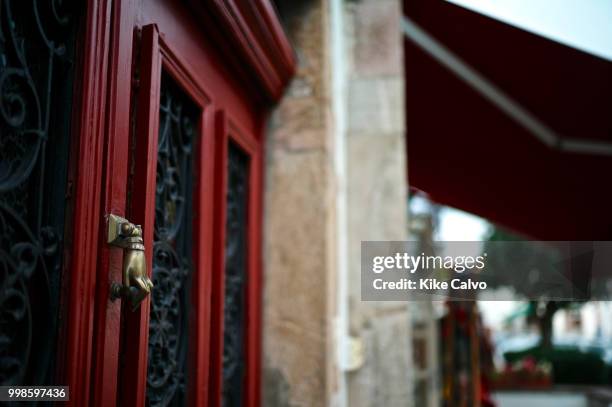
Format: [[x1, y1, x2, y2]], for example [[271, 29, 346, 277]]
[[0, 0, 78, 387], [146, 75, 197, 407], [222, 143, 249, 407]]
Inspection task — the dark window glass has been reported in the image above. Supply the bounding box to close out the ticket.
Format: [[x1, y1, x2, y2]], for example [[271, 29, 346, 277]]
[[146, 74, 198, 407], [222, 142, 249, 407], [0, 0, 81, 387]]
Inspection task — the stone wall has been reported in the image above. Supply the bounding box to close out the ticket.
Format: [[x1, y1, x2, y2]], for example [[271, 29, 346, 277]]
[[262, 0, 337, 406], [263, 0, 412, 405], [343, 0, 413, 406], [345, 0, 412, 406]]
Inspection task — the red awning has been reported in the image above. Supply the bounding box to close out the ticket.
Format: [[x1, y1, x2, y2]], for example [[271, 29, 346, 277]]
[[403, 0, 612, 240]]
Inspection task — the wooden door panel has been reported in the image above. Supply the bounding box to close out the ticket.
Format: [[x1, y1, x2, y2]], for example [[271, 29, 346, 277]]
[[89, 0, 136, 405], [119, 23, 162, 407], [190, 77, 217, 407], [139, 1, 264, 138], [209, 114, 263, 407], [63, 0, 288, 405], [63, 0, 114, 404], [119, 28, 218, 406]]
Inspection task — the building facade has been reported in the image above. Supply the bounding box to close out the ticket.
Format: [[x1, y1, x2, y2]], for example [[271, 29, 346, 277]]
[[264, 0, 413, 405], [0, 0, 415, 406]]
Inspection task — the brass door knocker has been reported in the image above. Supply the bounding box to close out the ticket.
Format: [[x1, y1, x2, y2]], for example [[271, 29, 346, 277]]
[[107, 214, 154, 310]]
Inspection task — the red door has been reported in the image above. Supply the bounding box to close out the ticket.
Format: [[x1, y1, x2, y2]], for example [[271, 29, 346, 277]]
[[87, 19, 259, 407], [0, 0, 293, 405], [59, 1, 294, 406]]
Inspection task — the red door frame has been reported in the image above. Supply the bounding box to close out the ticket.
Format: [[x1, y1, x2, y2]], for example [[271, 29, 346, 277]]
[[61, 1, 295, 406], [118, 24, 162, 407], [61, 1, 121, 405], [118, 27, 220, 406], [89, 0, 137, 404], [209, 113, 264, 407], [158, 34, 219, 407]]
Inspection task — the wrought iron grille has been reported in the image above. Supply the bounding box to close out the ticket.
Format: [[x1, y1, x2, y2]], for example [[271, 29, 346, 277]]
[[222, 142, 249, 407], [145, 74, 198, 407], [0, 0, 79, 387]]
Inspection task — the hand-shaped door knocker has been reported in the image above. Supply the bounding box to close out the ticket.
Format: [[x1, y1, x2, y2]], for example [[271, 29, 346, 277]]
[[107, 214, 154, 310]]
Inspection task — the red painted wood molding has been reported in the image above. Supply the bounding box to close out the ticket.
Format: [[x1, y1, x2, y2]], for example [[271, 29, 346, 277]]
[[189, 0, 297, 103]]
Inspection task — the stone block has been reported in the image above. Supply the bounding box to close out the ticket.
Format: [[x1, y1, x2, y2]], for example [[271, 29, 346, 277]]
[[347, 78, 405, 134], [351, 0, 403, 77]]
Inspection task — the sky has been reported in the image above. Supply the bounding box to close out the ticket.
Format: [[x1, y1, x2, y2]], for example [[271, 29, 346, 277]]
[[409, 195, 490, 241], [436, 207, 490, 241], [446, 0, 612, 62]]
